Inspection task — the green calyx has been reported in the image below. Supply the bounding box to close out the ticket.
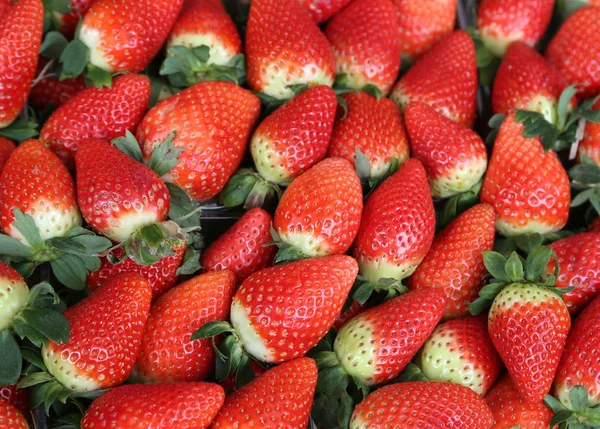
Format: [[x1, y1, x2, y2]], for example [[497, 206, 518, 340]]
[[0, 119, 39, 142], [219, 168, 282, 209], [254, 84, 308, 115], [570, 154, 600, 216], [545, 386, 600, 428], [436, 180, 482, 231], [351, 275, 408, 306], [465, 27, 501, 87], [494, 231, 574, 256], [267, 225, 311, 265], [355, 148, 400, 197], [334, 74, 382, 101]]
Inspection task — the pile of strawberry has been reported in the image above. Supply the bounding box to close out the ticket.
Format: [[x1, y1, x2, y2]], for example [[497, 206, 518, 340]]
[[1, 0, 600, 427]]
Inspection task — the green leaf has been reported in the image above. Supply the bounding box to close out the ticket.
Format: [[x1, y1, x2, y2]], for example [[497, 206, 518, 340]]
[[483, 251, 509, 281], [59, 40, 90, 80], [571, 188, 596, 207], [40, 31, 69, 59], [590, 192, 600, 216], [489, 113, 506, 129], [50, 254, 88, 290], [68, 234, 112, 255], [19, 308, 69, 345], [505, 252, 524, 282], [27, 282, 60, 307], [112, 130, 144, 163], [468, 296, 493, 315], [47, 0, 72, 13], [176, 246, 202, 276], [544, 394, 566, 412], [362, 84, 383, 100], [12, 209, 44, 250], [515, 109, 560, 152], [395, 363, 428, 382], [557, 85, 579, 131], [191, 321, 233, 340], [220, 172, 258, 208], [525, 246, 553, 282], [515, 233, 543, 254], [352, 282, 375, 305], [550, 409, 574, 427], [0, 234, 35, 259], [20, 346, 47, 371], [570, 386, 589, 412], [235, 354, 256, 388], [0, 331, 21, 385], [17, 371, 54, 389], [478, 282, 506, 300], [570, 161, 600, 185], [314, 351, 340, 369], [147, 132, 182, 176], [86, 63, 112, 88], [355, 148, 372, 182], [316, 365, 349, 397], [0, 119, 39, 142], [337, 390, 353, 429], [166, 183, 200, 224]]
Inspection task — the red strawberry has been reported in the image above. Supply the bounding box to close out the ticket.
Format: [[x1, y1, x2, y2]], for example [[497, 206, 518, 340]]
[[0, 0, 11, 18], [40, 73, 150, 166], [590, 217, 600, 232], [392, 0, 458, 62], [481, 112, 570, 236], [0, 137, 15, 172], [298, 0, 352, 23], [418, 315, 503, 396], [485, 375, 555, 429], [55, 0, 99, 39], [332, 288, 446, 386], [578, 98, 600, 164], [0, 139, 81, 244], [0, 398, 27, 429], [547, 232, 600, 315], [404, 101, 488, 198], [81, 382, 225, 428], [75, 138, 170, 243], [325, 0, 400, 96], [477, 0, 554, 57], [272, 158, 363, 260], [245, 0, 335, 99], [132, 270, 236, 383], [349, 381, 494, 428], [201, 208, 275, 283], [0, 0, 43, 128], [408, 204, 496, 319], [352, 158, 435, 284], [390, 30, 478, 128], [332, 300, 365, 332], [0, 385, 28, 419], [546, 6, 600, 99], [210, 357, 317, 428], [78, 0, 184, 73], [327, 91, 410, 181], [28, 61, 86, 110], [42, 272, 152, 392], [136, 81, 261, 201]]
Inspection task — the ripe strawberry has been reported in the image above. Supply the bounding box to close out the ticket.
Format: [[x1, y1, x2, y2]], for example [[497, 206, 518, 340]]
[[418, 315, 503, 396], [352, 159, 435, 284], [392, 0, 458, 62], [40, 73, 150, 166], [0, 385, 28, 419], [325, 0, 400, 96], [477, 0, 554, 57], [481, 112, 570, 236], [211, 357, 317, 428], [245, 0, 335, 99], [201, 208, 275, 283], [0, 0, 43, 128], [78, 0, 184, 73], [0, 0, 11, 18], [0, 137, 15, 172], [404, 101, 488, 198], [349, 381, 494, 428], [299, 0, 352, 23], [327, 91, 410, 181], [81, 382, 225, 428], [0, 398, 27, 429], [0, 139, 81, 244], [331, 288, 446, 386], [390, 30, 478, 128], [577, 98, 600, 164], [55, 0, 99, 39], [272, 158, 362, 260], [408, 204, 496, 319], [28, 62, 86, 110], [136, 81, 261, 201], [546, 6, 600, 99], [590, 217, 600, 232], [485, 375, 554, 429]]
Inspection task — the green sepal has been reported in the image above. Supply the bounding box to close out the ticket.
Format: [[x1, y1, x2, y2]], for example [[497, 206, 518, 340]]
[[545, 387, 600, 428], [192, 320, 235, 340], [112, 130, 145, 163], [166, 183, 202, 230], [436, 181, 482, 231], [176, 246, 202, 276], [85, 63, 113, 88], [123, 221, 186, 266], [337, 390, 354, 429], [570, 155, 600, 214], [316, 364, 350, 397], [59, 39, 90, 80], [253, 84, 307, 115], [393, 362, 428, 382], [486, 113, 506, 146], [40, 31, 69, 60], [351, 276, 408, 305], [0, 119, 39, 142], [0, 330, 22, 386], [0, 234, 35, 259], [361, 84, 383, 100], [354, 148, 400, 194], [465, 26, 501, 86], [11, 306, 69, 347], [147, 131, 182, 177], [220, 169, 281, 209], [234, 354, 256, 389], [313, 351, 340, 370]]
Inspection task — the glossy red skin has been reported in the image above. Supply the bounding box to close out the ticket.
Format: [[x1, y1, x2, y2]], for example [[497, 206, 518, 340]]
[[0, 0, 11, 19], [486, 375, 555, 429], [578, 98, 600, 165], [0, 385, 28, 420], [298, 0, 352, 23], [481, 112, 570, 235], [245, 0, 335, 95], [325, 0, 400, 96], [392, 0, 457, 61], [0, 137, 15, 173], [87, 242, 186, 299], [201, 208, 275, 283], [352, 159, 435, 282], [333, 300, 366, 332], [0, 397, 28, 429], [327, 91, 410, 175], [211, 358, 317, 428], [493, 42, 570, 116], [56, 0, 99, 39], [0, 0, 43, 128], [547, 232, 600, 315], [29, 61, 86, 110], [75, 139, 170, 242], [45, 273, 152, 389], [81, 382, 225, 428], [408, 204, 496, 319], [350, 381, 494, 428], [547, 7, 600, 100], [133, 270, 236, 383], [234, 255, 357, 362], [273, 158, 363, 257], [390, 30, 477, 128], [136, 81, 261, 201], [40, 74, 151, 167]]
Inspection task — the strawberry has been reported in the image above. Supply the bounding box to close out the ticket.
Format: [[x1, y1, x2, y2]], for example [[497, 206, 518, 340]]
[[132, 270, 236, 383], [55, 0, 99, 39], [0, 397, 27, 429], [210, 357, 317, 428], [390, 30, 478, 128], [577, 98, 600, 165], [392, 0, 458, 63], [0, 0, 43, 128], [332, 300, 365, 332], [477, 0, 554, 57], [245, 0, 335, 99], [327, 91, 410, 181], [408, 204, 496, 319], [404, 101, 488, 198], [352, 159, 435, 284], [485, 375, 555, 429], [28, 61, 86, 111], [481, 112, 570, 236], [0, 137, 15, 172], [299, 0, 352, 23], [591, 217, 600, 232], [81, 382, 225, 428], [272, 158, 363, 261], [417, 315, 503, 396], [40, 73, 151, 167], [325, 0, 400, 96], [0, 385, 28, 419], [546, 6, 600, 99], [201, 208, 275, 283], [349, 381, 494, 428], [136, 81, 261, 201], [0, 0, 11, 18]]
